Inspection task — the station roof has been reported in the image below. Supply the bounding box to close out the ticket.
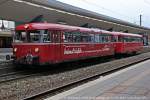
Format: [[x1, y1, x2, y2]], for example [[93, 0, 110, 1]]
[[36, 0, 150, 30], [0, 0, 150, 34]]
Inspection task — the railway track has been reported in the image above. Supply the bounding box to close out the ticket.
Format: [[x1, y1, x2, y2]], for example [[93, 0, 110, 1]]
[[0, 54, 130, 85], [0, 52, 149, 100], [24, 53, 150, 100]]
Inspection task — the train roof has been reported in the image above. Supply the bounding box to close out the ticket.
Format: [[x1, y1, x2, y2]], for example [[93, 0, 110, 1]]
[[16, 23, 113, 34], [16, 23, 142, 37], [112, 32, 142, 37]]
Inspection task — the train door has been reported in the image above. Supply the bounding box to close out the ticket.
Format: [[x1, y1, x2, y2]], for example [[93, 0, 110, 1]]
[[52, 30, 62, 62], [118, 35, 123, 53]]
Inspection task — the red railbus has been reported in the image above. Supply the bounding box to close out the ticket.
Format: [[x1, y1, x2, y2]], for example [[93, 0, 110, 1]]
[[11, 23, 143, 65]]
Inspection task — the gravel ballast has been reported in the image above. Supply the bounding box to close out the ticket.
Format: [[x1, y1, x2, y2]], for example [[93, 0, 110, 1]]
[[0, 52, 150, 100]]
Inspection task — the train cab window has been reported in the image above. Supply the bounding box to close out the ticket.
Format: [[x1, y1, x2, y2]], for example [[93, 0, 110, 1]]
[[14, 30, 48, 43], [14, 31, 26, 43], [28, 30, 46, 43]]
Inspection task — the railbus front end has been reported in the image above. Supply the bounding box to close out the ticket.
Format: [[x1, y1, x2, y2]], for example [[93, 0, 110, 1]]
[[12, 29, 62, 65]]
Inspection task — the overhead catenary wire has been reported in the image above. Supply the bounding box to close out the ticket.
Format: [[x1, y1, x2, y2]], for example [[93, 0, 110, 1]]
[[80, 0, 137, 23]]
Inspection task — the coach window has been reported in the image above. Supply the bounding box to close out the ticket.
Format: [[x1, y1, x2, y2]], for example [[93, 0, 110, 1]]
[[111, 36, 117, 42], [107, 35, 111, 42], [95, 34, 99, 43], [99, 35, 102, 43], [100, 34, 106, 43], [134, 37, 140, 42], [89, 34, 95, 43], [101, 36, 105, 43], [43, 30, 51, 43], [72, 32, 81, 43], [131, 37, 135, 42], [101, 34, 109, 43], [64, 32, 71, 43], [81, 33, 89, 42], [138, 37, 142, 42], [64, 32, 68, 42], [123, 37, 127, 42], [137, 37, 141, 42], [54, 31, 61, 43], [64, 32, 73, 43], [118, 36, 123, 42]]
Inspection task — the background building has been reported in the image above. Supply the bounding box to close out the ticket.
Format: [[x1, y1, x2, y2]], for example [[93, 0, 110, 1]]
[[0, 20, 15, 48]]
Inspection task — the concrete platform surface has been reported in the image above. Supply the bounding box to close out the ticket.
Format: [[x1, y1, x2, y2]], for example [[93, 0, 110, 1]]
[[0, 48, 12, 53], [46, 60, 150, 100], [0, 48, 12, 62]]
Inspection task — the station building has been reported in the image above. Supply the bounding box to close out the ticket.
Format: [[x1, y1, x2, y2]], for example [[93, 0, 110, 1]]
[[0, 20, 14, 48]]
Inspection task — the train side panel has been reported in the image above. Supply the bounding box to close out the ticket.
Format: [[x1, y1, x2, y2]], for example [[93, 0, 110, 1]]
[[61, 43, 114, 61], [114, 42, 143, 54], [122, 42, 143, 53]]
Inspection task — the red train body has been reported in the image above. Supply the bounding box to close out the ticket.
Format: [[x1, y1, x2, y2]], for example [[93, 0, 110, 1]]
[[12, 23, 143, 65]]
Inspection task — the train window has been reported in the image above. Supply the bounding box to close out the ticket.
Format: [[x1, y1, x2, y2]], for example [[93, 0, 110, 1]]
[[100, 34, 111, 43], [89, 34, 95, 43], [118, 36, 123, 42], [95, 34, 99, 43], [73, 32, 81, 43], [64, 32, 73, 43], [107, 36, 111, 42], [99, 35, 103, 43], [123, 37, 128, 42], [122, 36, 142, 42], [111, 36, 117, 42], [28, 30, 44, 43], [133, 37, 142, 42], [14, 31, 26, 43], [14, 30, 48, 43], [43, 30, 51, 43], [81, 33, 89, 42], [64, 31, 83, 43], [52, 31, 61, 43]]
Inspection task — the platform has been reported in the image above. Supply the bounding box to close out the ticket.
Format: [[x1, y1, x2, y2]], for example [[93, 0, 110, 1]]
[[46, 60, 150, 100], [0, 48, 12, 62]]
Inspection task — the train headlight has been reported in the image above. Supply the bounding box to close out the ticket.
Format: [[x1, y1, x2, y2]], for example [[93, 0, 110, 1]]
[[35, 48, 39, 53], [14, 48, 17, 52]]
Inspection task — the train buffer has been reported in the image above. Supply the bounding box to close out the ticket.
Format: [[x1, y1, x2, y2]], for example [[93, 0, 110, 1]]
[[46, 60, 150, 100]]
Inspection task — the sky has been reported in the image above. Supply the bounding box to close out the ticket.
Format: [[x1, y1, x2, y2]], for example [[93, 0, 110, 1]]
[[57, 0, 150, 27]]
